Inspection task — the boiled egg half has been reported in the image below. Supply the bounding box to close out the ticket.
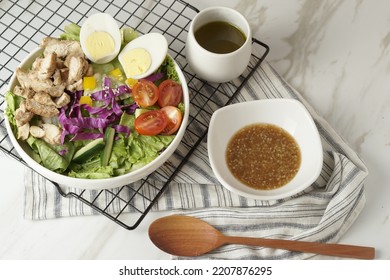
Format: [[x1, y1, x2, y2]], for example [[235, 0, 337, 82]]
[[80, 13, 121, 64], [118, 33, 168, 79]]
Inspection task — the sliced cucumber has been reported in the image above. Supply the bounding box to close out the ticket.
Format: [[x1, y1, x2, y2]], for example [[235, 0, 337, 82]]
[[100, 127, 116, 167], [72, 138, 105, 164]]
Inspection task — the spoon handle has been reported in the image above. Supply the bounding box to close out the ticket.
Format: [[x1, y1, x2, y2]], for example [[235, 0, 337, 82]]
[[223, 236, 375, 259]]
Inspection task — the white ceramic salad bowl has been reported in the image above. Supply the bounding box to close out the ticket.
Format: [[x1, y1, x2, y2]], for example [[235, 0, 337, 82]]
[[207, 99, 323, 200], [4, 47, 190, 190]]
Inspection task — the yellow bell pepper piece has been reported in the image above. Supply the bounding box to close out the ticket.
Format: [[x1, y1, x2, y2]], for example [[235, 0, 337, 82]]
[[109, 68, 124, 81], [79, 95, 93, 106], [126, 77, 138, 89], [83, 76, 96, 90]]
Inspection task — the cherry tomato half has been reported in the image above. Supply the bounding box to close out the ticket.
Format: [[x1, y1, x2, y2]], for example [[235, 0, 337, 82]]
[[135, 110, 168, 136], [157, 79, 183, 108], [160, 106, 183, 135], [132, 79, 159, 108]]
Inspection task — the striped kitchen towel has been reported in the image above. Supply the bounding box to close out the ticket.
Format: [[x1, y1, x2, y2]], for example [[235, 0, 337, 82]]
[[20, 61, 368, 259]]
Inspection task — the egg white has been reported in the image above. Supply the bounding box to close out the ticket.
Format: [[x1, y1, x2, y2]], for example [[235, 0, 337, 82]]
[[118, 33, 168, 79], [80, 13, 121, 64]]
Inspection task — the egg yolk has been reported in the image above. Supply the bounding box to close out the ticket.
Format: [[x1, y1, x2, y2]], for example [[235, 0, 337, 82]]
[[85, 31, 115, 61], [121, 48, 152, 77]]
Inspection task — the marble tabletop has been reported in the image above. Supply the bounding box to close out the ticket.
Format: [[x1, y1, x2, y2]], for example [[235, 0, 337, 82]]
[[0, 0, 389, 260]]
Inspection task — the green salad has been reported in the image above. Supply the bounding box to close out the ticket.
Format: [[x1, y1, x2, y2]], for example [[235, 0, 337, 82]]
[[5, 22, 185, 179]]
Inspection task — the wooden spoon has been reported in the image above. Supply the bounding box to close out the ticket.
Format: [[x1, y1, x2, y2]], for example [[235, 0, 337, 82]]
[[148, 215, 375, 259]]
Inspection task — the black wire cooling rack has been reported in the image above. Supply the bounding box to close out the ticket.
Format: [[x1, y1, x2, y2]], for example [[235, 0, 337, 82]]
[[0, 0, 269, 229]]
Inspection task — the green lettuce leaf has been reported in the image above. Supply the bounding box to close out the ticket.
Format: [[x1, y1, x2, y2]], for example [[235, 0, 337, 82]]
[[5, 91, 23, 133], [27, 136, 75, 173], [65, 130, 174, 178], [67, 157, 114, 178], [68, 166, 114, 179], [121, 27, 140, 47], [156, 56, 180, 83], [59, 23, 80, 41]]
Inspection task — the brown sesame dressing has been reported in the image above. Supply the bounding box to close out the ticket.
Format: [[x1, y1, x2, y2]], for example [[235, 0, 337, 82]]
[[226, 123, 301, 190]]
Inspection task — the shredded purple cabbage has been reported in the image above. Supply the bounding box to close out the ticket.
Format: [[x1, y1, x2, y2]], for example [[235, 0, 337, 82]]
[[58, 147, 68, 156], [59, 77, 134, 143], [145, 72, 164, 82], [70, 132, 104, 141]]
